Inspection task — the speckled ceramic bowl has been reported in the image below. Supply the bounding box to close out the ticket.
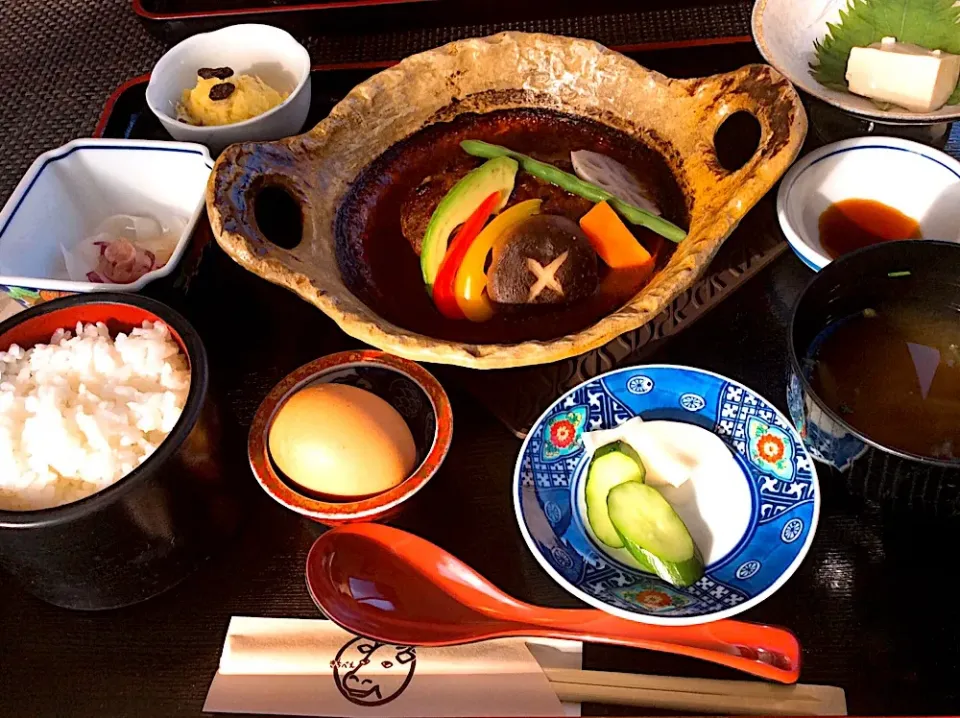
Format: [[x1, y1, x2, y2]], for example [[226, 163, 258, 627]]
[[208, 32, 806, 369], [248, 350, 452, 524], [753, 0, 960, 124]]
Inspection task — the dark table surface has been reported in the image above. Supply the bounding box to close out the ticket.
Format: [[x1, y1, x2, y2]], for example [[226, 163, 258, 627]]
[[1, 1, 960, 716], [2, 240, 960, 717]]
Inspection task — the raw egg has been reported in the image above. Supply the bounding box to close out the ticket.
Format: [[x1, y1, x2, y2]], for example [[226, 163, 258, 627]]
[[268, 383, 417, 498]]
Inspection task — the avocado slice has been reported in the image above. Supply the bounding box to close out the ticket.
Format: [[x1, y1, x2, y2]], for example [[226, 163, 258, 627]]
[[585, 441, 646, 548], [607, 481, 704, 588], [420, 156, 518, 291]]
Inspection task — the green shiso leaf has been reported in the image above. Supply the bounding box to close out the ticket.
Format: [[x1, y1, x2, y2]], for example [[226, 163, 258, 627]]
[[810, 0, 960, 107]]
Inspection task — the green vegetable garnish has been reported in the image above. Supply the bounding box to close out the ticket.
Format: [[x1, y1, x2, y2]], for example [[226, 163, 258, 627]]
[[460, 140, 687, 243], [812, 0, 960, 106], [585, 441, 647, 550], [419, 156, 518, 290], [887, 270, 912, 278], [607, 481, 704, 588]]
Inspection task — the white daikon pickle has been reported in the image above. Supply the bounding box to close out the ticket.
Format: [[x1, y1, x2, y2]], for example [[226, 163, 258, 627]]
[[583, 416, 732, 488]]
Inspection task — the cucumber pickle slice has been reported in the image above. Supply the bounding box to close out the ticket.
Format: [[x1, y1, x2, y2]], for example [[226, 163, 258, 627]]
[[607, 481, 704, 588], [584, 441, 646, 548]]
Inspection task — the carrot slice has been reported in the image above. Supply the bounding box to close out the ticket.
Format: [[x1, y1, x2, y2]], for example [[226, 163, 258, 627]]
[[580, 201, 655, 271]]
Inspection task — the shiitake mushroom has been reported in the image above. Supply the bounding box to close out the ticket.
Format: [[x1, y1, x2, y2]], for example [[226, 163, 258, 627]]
[[487, 215, 599, 305]]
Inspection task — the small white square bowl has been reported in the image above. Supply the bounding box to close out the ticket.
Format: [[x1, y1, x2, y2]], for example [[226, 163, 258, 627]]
[[0, 138, 213, 294]]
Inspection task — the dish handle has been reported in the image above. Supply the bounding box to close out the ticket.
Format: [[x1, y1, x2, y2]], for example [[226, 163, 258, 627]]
[[207, 140, 313, 263], [682, 63, 807, 220]]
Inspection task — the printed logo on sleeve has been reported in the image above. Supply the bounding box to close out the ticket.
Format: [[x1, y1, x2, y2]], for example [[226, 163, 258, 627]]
[[332, 637, 417, 706]]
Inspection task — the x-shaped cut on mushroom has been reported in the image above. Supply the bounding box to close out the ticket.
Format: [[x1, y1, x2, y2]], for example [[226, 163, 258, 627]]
[[526, 251, 568, 302]]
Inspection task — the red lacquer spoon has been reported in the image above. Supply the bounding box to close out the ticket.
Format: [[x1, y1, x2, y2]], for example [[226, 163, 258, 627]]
[[305, 524, 800, 684]]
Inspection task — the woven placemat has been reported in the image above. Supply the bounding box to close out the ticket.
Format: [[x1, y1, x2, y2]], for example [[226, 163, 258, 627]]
[[0, 0, 163, 203], [295, 3, 752, 64], [0, 0, 751, 204]]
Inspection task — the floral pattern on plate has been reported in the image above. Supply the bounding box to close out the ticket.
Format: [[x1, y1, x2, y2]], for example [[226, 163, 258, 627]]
[[787, 369, 868, 472], [515, 365, 820, 625], [541, 406, 587, 462], [1, 285, 71, 308], [747, 416, 795, 481], [615, 583, 693, 612]]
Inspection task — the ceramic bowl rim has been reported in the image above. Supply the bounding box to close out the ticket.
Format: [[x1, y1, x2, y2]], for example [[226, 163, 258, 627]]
[[207, 32, 808, 370], [775, 136, 960, 272], [752, 0, 960, 125], [145, 24, 311, 134], [248, 350, 453, 521], [0, 292, 208, 527], [0, 138, 213, 293], [788, 239, 960, 469], [512, 363, 821, 626]]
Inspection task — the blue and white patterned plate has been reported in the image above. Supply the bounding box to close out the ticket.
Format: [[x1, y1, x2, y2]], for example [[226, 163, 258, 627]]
[[513, 365, 820, 626]]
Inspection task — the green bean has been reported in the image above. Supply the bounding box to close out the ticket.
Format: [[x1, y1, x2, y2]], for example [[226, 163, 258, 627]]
[[460, 140, 687, 243]]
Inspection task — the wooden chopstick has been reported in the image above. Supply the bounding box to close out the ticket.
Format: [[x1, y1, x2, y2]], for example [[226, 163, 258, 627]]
[[543, 668, 847, 716], [545, 668, 834, 699]]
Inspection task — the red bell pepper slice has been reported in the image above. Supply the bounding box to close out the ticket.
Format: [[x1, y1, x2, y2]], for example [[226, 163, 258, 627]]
[[432, 191, 501, 319]]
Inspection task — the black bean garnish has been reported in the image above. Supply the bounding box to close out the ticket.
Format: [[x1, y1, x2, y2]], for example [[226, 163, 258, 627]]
[[198, 67, 234, 80], [208, 82, 236, 101]]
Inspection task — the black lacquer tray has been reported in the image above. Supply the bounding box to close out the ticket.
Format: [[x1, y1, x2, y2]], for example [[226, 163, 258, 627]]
[[3, 25, 958, 718]]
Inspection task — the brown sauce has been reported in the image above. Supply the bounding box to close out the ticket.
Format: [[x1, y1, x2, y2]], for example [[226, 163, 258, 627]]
[[818, 199, 921, 260], [335, 108, 687, 344], [808, 299, 960, 460]]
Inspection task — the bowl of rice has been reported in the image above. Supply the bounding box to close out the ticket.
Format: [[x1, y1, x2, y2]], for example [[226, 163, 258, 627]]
[[0, 293, 242, 610]]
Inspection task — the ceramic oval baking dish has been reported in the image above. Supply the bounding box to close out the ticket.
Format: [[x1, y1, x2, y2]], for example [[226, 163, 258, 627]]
[[207, 32, 807, 369]]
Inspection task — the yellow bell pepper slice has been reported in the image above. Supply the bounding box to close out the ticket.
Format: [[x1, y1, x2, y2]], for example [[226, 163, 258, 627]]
[[454, 198, 542, 322]]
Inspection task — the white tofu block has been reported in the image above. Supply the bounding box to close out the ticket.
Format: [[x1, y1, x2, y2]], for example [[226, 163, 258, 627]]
[[845, 37, 960, 112]]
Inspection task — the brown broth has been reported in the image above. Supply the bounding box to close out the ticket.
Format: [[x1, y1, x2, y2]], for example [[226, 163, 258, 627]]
[[335, 108, 687, 344], [818, 199, 922, 260], [807, 299, 960, 460]]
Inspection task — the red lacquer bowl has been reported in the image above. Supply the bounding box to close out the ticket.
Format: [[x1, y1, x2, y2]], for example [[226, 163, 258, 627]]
[[248, 350, 453, 524]]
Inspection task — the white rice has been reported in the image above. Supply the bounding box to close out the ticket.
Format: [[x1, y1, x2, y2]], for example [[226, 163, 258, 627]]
[[0, 320, 191, 511]]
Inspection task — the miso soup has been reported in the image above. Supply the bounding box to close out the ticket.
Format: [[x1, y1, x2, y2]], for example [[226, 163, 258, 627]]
[[807, 298, 960, 460]]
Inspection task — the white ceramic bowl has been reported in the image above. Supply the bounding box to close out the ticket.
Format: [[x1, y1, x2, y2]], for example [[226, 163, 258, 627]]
[[0, 139, 212, 295], [753, 0, 960, 124], [777, 137, 960, 271], [146, 24, 311, 154]]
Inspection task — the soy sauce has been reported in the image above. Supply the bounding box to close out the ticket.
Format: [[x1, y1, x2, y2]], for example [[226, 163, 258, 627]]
[[818, 199, 922, 259]]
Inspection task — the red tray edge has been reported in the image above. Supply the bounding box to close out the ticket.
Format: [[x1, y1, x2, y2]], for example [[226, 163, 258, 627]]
[[92, 35, 753, 138], [133, 0, 436, 22]]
